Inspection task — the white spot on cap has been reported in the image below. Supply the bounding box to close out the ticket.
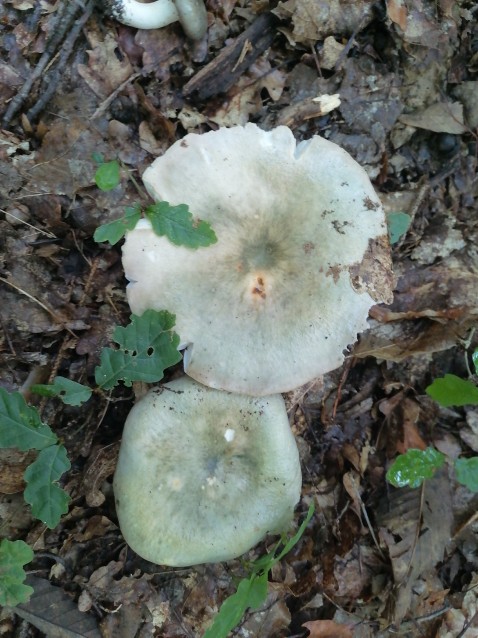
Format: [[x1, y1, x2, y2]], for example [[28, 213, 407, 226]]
[[224, 428, 235, 442], [168, 477, 183, 491]]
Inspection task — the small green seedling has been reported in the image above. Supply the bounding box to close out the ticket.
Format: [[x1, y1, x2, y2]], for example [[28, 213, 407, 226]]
[[94, 159, 121, 191], [386, 447, 445, 488], [387, 349, 478, 491], [93, 161, 217, 248], [202, 502, 314, 638]]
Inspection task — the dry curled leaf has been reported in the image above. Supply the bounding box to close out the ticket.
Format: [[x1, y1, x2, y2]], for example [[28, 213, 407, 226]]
[[273, 0, 374, 44], [303, 619, 354, 638], [386, 0, 407, 30]]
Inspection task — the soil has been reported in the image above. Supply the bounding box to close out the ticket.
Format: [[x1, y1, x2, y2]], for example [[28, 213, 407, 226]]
[[1, 1, 478, 637]]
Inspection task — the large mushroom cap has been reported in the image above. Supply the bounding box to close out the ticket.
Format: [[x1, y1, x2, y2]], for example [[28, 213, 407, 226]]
[[123, 124, 393, 396], [113, 377, 301, 566]]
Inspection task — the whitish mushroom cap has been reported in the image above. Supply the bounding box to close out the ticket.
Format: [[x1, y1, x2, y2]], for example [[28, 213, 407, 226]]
[[113, 377, 302, 566], [123, 124, 393, 396]]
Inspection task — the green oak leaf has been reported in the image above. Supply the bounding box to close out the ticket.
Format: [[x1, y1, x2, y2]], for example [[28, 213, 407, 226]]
[[0, 540, 34, 607], [95, 310, 182, 390], [24, 445, 71, 528], [145, 201, 217, 248], [31, 376, 92, 406], [93, 205, 141, 245], [0, 388, 57, 451]]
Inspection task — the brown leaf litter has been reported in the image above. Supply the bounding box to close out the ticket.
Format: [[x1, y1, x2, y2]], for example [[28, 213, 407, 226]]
[[1, 0, 478, 636]]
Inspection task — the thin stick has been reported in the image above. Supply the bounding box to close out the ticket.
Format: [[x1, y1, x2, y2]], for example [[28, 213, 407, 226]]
[[0, 276, 77, 338]]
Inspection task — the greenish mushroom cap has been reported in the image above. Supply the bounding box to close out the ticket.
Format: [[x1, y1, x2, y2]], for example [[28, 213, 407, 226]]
[[113, 377, 302, 566], [123, 124, 393, 396]]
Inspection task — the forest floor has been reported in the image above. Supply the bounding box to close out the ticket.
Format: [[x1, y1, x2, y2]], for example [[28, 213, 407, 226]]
[[1, 0, 478, 636]]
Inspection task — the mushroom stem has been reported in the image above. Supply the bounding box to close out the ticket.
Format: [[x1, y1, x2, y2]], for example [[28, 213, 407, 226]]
[[174, 0, 207, 39], [105, 0, 207, 40]]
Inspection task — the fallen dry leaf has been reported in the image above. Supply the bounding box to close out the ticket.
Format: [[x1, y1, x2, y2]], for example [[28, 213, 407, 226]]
[[399, 101, 466, 134], [396, 397, 427, 454], [378, 392, 427, 456], [77, 30, 133, 99], [0, 448, 35, 494], [273, 0, 374, 44], [377, 470, 453, 624], [15, 576, 101, 638], [303, 618, 353, 638], [386, 0, 407, 31]]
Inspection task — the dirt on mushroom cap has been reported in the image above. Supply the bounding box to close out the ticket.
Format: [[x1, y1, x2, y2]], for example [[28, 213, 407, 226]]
[[123, 124, 393, 395]]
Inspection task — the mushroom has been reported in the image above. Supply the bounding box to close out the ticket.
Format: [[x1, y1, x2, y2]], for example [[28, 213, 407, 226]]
[[105, 0, 207, 40], [113, 377, 301, 566], [123, 124, 394, 396]]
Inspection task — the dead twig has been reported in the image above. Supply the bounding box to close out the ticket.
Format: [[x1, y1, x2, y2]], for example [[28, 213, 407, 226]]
[[183, 12, 280, 100], [2, 0, 90, 126], [26, 0, 96, 122]]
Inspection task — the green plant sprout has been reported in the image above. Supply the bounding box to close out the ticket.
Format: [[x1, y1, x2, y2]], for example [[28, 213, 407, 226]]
[[387, 347, 478, 492], [94, 158, 121, 191], [93, 159, 217, 248], [386, 447, 445, 489], [202, 502, 314, 638], [94, 201, 217, 248]]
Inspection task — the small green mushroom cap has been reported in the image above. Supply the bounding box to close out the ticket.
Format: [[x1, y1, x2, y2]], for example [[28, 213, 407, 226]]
[[123, 124, 393, 396], [113, 377, 302, 566]]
